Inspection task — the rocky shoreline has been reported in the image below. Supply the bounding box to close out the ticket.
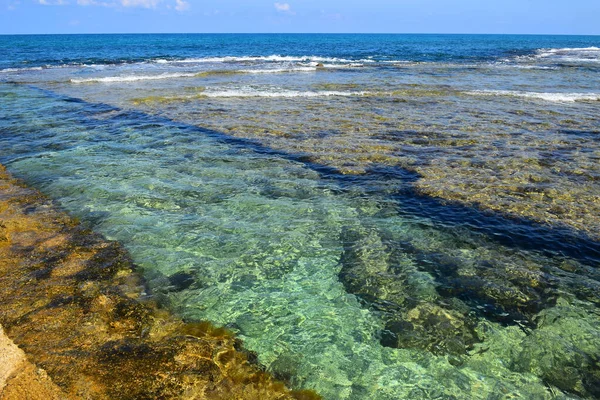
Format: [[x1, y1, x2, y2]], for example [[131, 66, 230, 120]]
[[0, 164, 318, 400], [0, 324, 67, 399]]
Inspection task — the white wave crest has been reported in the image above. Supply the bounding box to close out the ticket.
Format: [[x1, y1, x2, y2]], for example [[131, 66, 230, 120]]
[[534, 47, 600, 63], [466, 90, 600, 103], [204, 88, 368, 98], [170, 55, 376, 64], [70, 72, 198, 83], [0, 66, 44, 73], [239, 66, 318, 74]]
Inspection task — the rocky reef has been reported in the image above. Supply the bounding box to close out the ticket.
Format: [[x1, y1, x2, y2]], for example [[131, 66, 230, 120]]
[[338, 226, 480, 358], [126, 92, 600, 241], [338, 224, 600, 398], [0, 165, 319, 400]]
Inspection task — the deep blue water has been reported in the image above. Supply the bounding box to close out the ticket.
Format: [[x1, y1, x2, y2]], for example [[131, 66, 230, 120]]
[[1, 33, 599, 70]]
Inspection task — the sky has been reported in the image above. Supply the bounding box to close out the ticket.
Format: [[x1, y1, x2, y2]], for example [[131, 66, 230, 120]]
[[1, 0, 599, 35]]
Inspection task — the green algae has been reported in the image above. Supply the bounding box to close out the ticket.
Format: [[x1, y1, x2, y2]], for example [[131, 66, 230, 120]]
[[195, 70, 246, 78], [311, 83, 361, 91], [131, 90, 207, 106]]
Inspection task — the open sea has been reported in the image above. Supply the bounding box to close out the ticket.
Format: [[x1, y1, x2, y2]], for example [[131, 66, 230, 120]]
[[1, 34, 600, 399]]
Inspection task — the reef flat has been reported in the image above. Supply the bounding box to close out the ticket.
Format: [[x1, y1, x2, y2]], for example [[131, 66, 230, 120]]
[[0, 164, 318, 400]]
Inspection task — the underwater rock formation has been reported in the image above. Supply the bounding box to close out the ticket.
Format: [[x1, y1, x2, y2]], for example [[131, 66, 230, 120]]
[[338, 226, 480, 357], [0, 165, 320, 400], [514, 299, 600, 398], [338, 224, 600, 398], [338, 224, 561, 356]]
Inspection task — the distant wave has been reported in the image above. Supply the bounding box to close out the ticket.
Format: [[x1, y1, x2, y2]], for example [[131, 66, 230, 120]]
[[537, 46, 600, 55], [169, 55, 377, 64], [70, 72, 199, 83], [240, 66, 318, 74], [492, 64, 559, 70], [466, 90, 600, 103], [70, 65, 339, 83], [0, 66, 44, 73], [203, 88, 369, 98], [533, 46, 600, 63]]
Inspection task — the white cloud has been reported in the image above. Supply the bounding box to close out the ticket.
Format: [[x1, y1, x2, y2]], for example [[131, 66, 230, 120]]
[[274, 2, 290, 12], [38, 0, 187, 11], [274, 2, 295, 15], [38, 0, 68, 5], [76, 0, 118, 6], [174, 0, 189, 11], [120, 0, 160, 8]]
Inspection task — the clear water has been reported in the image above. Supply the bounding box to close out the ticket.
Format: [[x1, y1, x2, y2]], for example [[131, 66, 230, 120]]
[[1, 34, 600, 399]]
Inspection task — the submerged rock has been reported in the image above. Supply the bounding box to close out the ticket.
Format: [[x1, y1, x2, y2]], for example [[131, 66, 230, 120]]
[[394, 241, 558, 326], [167, 271, 196, 291], [515, 299, 600, 398], [338, 226, 407, 308], [338, 226, 479, 356], [0, 165, 320, 400], [383, 303, 479, 357], [337, 221, 565, 360]]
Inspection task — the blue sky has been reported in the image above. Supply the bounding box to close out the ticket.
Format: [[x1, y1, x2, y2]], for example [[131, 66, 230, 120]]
[[1, 0, 599, 35]]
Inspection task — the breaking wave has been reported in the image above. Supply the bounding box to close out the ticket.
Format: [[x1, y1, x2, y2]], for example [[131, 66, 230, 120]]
[[466, 90, 600, 102]]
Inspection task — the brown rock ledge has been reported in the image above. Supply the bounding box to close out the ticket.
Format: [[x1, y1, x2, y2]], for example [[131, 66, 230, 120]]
[[0, 164, 319, 400], [0, 324, 67, 400]]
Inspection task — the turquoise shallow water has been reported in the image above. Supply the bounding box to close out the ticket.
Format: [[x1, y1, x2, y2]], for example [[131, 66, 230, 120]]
[[1, 34, 600, 399]]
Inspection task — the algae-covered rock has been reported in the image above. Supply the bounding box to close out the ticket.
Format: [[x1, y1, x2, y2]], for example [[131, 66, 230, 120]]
[[338, 226, 407, 307], [383, 303, 479, 357], [338, 226, 480, 356], [515, 299, 600, 398], [431, 257, 557, 326]]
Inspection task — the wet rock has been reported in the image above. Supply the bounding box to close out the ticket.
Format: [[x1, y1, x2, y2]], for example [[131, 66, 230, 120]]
[[384, 303, 479, 357], [167, 271, 196, 291], [338, 226, 479, 356], [515, 300, 600, 398]]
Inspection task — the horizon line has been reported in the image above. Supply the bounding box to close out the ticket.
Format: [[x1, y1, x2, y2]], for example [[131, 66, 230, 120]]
[[2, 32, 600, 36]]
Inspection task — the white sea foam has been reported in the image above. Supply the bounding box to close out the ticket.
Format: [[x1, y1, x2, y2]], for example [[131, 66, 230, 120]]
[[510, 65, 559, 70], [538, 46, 600, 54], [0, 66, 44, 73], [170, 55, 377, 64], [239, 66, 318, 74], [533, 47, 600, 63], [466, 90, 600, 103], [203, 87, 368, 98], [491, 62, 559, 70], [70, 72, 198, 83]]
